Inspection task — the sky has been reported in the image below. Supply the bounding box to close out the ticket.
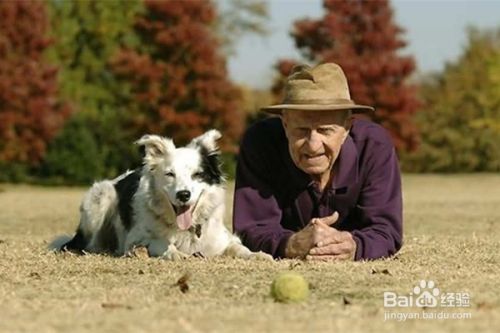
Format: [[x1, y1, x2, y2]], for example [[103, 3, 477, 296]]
[[226, 0, 500, 89]]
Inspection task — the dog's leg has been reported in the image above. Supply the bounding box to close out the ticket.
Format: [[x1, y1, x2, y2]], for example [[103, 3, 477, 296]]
[[161, 244, 190, 261], [223, 237, 273, 261], [146, 239, 169, 257]]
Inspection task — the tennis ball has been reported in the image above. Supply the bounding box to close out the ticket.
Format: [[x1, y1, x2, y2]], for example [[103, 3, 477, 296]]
[[271, 272, 309, 303]]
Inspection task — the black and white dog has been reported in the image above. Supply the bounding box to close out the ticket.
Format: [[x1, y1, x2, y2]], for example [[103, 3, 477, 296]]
[[52, 130, 271, 261]]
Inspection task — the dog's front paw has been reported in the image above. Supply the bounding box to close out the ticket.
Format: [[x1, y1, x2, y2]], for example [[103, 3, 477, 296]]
[[248, 251, 274, 261], [125, 245, 150, 259], [161, 244, 189, 261]]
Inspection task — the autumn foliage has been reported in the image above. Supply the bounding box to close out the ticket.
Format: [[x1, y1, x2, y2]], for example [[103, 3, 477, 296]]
[[2, 0, 497, 183], [112, 0, 244, 152], [401, 28, 500, 172], [274, 0, 419, 151], [0, 1, 69, 165]]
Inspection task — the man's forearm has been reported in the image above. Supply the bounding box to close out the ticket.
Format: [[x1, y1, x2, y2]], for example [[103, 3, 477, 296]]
[[238, 226, 294, 259]]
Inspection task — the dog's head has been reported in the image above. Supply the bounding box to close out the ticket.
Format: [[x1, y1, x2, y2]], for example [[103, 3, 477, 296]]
[[136, 130, 223, 230]]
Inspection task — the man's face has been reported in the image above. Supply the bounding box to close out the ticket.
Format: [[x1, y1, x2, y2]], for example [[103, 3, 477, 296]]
[[282, 110, 350, 179]]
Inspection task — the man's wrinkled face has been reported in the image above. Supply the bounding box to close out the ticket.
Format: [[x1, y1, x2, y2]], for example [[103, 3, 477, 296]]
[[282, 110, 350, 180]]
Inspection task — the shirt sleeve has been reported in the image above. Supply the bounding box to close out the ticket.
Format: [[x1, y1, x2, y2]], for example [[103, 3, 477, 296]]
[[350, 142, 403, 260], [232, 132, 294, 259]]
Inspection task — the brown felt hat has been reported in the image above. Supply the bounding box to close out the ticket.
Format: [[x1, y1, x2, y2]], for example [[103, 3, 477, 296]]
[[262, 63, 374, 114]]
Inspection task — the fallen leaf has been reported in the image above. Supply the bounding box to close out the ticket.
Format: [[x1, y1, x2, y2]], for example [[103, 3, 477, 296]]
[[371, 268, 392, 276], [477, 302, 494, 310], [173, 272, 191, 293], [101, 303, 133, 310]]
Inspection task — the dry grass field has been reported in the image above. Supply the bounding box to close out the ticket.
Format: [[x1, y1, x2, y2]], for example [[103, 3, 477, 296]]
[[0, 174, 499, 332]]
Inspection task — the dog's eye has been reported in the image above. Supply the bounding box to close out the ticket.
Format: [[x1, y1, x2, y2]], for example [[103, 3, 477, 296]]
[[193, 172, 204, 179], [165, 171, 175, 178]]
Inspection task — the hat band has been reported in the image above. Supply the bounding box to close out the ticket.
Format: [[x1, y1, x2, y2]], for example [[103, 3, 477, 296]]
[[282, 98, 355, 105]]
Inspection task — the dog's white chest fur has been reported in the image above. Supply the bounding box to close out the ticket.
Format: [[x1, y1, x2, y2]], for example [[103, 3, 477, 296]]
[[130, 178, 231, 258]]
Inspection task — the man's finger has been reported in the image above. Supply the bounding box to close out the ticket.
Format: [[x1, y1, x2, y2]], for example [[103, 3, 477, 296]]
[[314, 212, 339, 226], [305, 253, 350, 261], [314, 234, 342, 248], [316, 231, 349, 247], [309, 243, 347, 256]]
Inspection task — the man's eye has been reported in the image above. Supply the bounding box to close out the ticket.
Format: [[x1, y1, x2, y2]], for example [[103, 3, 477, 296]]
[[165, 172, 175, 178], [293, 128, 308, 136], [318, 128, 335, 136]]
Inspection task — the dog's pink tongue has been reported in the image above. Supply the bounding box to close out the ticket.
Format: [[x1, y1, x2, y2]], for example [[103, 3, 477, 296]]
[[176, 206, 192, 231]]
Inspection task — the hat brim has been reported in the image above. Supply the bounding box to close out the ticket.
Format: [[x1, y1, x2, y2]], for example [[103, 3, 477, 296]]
[[261, 103, 374, 115]]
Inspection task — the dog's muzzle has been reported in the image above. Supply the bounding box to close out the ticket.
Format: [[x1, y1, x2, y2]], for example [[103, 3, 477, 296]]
[[176, 190, 191, 203]]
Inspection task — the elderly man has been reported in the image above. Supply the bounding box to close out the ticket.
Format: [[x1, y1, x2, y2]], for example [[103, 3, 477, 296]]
[[232, 63, 402, 261]]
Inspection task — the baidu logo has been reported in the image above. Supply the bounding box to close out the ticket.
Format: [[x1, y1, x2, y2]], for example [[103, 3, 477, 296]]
[[384, 279, 441, 308], [383, 279, 472, 321], [413, 280, 440, 307]]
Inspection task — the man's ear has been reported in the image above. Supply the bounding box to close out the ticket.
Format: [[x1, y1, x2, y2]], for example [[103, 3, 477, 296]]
[[344, 110, 354, 130], [341, 129, 350, 144], [340, 111, 352, 144], [280, 110, 290, 137]]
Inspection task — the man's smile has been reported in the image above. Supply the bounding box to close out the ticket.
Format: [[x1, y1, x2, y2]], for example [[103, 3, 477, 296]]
[[302, 153, 327, 164]]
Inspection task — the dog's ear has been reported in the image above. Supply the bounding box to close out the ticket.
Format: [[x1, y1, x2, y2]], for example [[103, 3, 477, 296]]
[[189, 129, 224, 184], [135, 135, 175, 162], [188, 129, 222, 154]]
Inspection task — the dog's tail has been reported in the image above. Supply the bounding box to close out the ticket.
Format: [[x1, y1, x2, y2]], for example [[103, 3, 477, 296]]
[[49, 180, 119, 254], [48, 229, 87, 253], [48, 235, 73, 251]]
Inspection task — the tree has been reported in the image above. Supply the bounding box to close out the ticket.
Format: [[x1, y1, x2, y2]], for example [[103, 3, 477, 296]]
[[274, 0, 419, 151], [401, 28, 500, 172], [112, 0, 244, 152], [40, 0, 143, 183], [0, 0, 70, 166], [214, 0, 269, 56], [271, 59, 300, 104]]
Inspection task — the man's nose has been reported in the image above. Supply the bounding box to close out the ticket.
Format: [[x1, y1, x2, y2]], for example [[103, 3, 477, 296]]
[[304, 130, 323, 151]]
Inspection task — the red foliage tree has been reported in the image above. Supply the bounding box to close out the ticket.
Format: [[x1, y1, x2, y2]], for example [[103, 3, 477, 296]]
[[112, 0, 243, 152], [275, 0, 419, 151], [271, 59, 299, 104], [0, 1, 70, 165]]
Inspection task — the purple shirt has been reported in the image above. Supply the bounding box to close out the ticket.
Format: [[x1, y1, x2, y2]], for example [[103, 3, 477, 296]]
[[232, 117, 403, 260]]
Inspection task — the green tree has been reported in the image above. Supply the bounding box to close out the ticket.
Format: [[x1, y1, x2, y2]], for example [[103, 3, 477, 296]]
[[401, 28, 500, 172], [41, 0, 143, 183]]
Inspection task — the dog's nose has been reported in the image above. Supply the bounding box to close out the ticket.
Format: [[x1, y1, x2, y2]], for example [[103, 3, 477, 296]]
[[176, 190, 191, 203]]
